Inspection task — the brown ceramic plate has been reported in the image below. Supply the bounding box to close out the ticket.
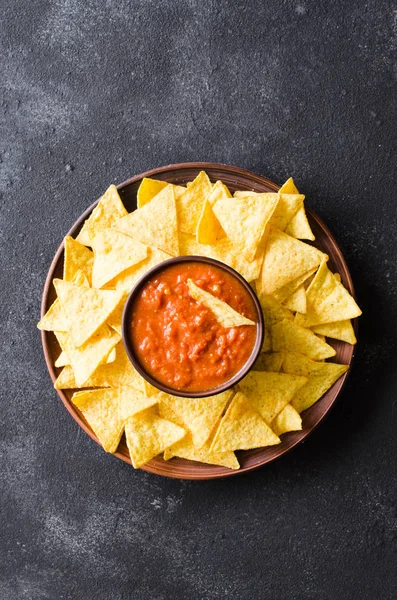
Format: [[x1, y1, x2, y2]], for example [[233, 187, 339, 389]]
[[41, 162, 357, 480]]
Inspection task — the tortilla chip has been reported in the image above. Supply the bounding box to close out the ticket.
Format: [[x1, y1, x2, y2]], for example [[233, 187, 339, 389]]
[[210, 392, 280, 452], [234, 190, 303, 232], [91, 229, 148, 288], [63, 237, 94, 284], [137, 178, 186, 208], [196, 200, 225, 245], [164, 433, 239, 469], [72, 389, 124, 452], [176, 171, 212, 234], [213, 194, 278, 261], [272, 267, 317, 303], [259, 227, 326, 295], [239, 371, 307, 423], [279, 177, 299, 194], [81, 343, 145, 390], [125, 409, 186, 468], [208, 180, 232, 204], [158, 390, 233, 449], [272, 319, 336, 360], [285, 207, 315, 241], [37, 270, 89, 332], [253, 352, 284, 372], [143, 380, 158, 398], [188, 280, 255, 327], [295, 261, 362, 327], [54, 279, 123, 347], [257, 295, 293, 352], [179, 232, 264, 282], [106, 294, 127, 335], [311, 320, 357, 345], [55, 347, 118, 368], [271, 404, 302, 435], [118, 387, 159, 422], [110, 247, 172, 294], [282, 351, 349, 413], [283, 284, 307, 313], [115, 184, 179, 256], [334, 273, 341, 282], [54, 327, 120, 387], [76, 185, 127, 246]]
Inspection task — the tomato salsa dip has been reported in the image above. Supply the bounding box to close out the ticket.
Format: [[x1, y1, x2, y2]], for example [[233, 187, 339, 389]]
[[128, 261, 258, 393]]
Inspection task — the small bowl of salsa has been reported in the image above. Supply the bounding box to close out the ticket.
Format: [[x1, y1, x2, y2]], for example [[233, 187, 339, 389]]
[[122, 256, 264, 398]]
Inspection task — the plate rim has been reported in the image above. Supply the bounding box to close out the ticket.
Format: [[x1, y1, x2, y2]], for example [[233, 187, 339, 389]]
[[41, 162, 357, 480]]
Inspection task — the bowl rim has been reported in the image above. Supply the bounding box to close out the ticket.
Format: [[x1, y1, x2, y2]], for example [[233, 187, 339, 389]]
[[40, 161, 357, 480], [121, 255, 265, 398]]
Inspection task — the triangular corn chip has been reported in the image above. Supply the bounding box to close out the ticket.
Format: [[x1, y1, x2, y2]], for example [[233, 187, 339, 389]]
[[234, 190, 303, 232], [54, 327, 120, 387], [259, 228, 326, 295], [239, 371, 307, 423], [37, 270, 89, 332], [80, 343, 146, 390], [272, 319, 336, 360], [76, 185, 127, 246], [282, 284, 307, 313], [109, 247, 172, 294], [213, 194, 278, 261], [272, 267, 317, 303], [210, 392, 280, 452], [114, 185, 179, 256], [91, 229, 148, 288], [257, 295, 293, 352], [55, 347, 118, 369], [282, 351, 349, 413], [125, 409, 186, 468], [106, 293, 127, 335], [271, 404, 302, 435], [158, 390, 233, 449], [196, 200, 225, 245], [285, 207, 315, 241], [176, 171, 212, 234], [72, 389, 124, 452], [164, 433, 239, 469], [54, 279, 123, 347], [279, 177, 299, 194], [63, 236, 94, 284], [188, 280, 255, 327], [253, 352, 284, 372], [137, 178, 186, 208], [118, 387, 159, 422], [311, 320, 357, 345], [208, 180, 232, 204], [295, 261, 362, 327]]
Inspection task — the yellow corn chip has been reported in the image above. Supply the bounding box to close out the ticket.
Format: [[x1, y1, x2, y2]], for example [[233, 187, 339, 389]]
[[234, 190, 303, 232], [137, 178, 186, 208], [176, 171, 212, 234], [125, 409, 186, 468], [196, 200, 225, 245], [283, 284, 307, 313], [279, 177, 299, 194], [213, 194, 278, 261], [279, 177, 315, 240], [257, 295, 293, 351], [272, 267, 317, 303], [311, 320, 357, 345], [63, 236, 94, 284], [143, 380, 158, 398], [164, 433, 239, 470], [239, 371, 307, 423], [54, 351, 69, 368], [282, 351, 349, 413], [118, 387, 159, 422], [76, 185, 127, 246], [106, 293, 127, 335], [82, 343, 145, 390], [210, 392, 280, 452], [208, 180, 232, 204], [72, 389, 124, 453], [272, 318, 336, 360], [334, 273, 341, 282], [253, 352, 284, 372], [158, 390, 233, 449], [259, 228, 326, 295], [295, 261, 362, 328], [54, 279, 123, 347], [110, 247, 172, 294], [188, 280, 255, 327], [114, 184, 179, 256], [91, 229, 148, 288], [54, 327, 120, 387], [271, 404, 302, 435], [37, 270, 89, 332]]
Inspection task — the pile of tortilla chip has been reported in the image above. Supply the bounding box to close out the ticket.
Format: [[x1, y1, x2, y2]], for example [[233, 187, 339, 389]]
[[38, 173, 361, 470]]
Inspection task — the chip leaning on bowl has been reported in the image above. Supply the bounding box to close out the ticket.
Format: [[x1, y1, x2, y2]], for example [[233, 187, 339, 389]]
[[38, 173, 362, 470]]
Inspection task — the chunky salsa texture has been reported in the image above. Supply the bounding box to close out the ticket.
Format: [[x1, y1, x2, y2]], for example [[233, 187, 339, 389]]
[[130, 262, 257, 392]]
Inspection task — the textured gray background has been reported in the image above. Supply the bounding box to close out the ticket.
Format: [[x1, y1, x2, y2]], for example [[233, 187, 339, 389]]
[[1, 1, 397, 599]]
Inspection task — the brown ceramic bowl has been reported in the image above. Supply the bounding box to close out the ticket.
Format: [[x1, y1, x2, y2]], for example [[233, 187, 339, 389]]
[[41, 162, 358, 480], [121, 255, 264, 398]]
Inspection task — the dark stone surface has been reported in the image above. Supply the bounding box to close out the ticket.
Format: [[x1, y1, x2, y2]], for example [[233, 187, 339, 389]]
[[1, 0, 397, 598]]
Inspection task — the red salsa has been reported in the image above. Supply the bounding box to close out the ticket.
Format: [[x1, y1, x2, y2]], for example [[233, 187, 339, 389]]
[[130, 262, 257, 393]]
